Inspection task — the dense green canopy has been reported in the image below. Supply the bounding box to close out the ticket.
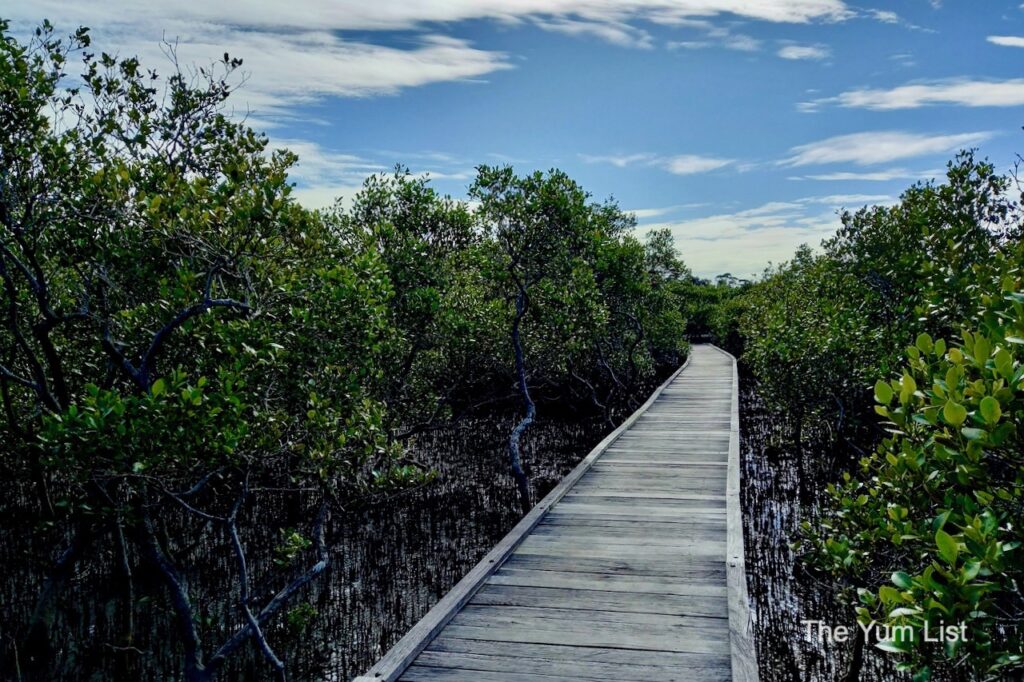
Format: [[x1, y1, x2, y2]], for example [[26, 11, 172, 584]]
[[0, 22, 691, 680]]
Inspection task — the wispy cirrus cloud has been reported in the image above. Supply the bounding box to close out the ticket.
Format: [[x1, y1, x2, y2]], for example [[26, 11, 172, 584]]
[[271, 139, 475, 210], [9, 0, 858, 122], [581, 152, 734, 175], [668, 34, 762, 52], [789, 167, 943, 181], [801, 78, 1024, 111], [37, 23, 513, 123], [778, 43, 831, 60], [799, 193, 895, 206], [781, 131, 992, 167], [663, 154, 735, 174], [13, 0, 854, 33], [534, 17, 654, 49], [869, 9, 900, 23], [579, 153, 658, 168], [666, 19, 762, 52]]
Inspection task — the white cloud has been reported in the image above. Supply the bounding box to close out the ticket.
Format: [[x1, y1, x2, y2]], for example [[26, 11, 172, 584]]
[[663, 154, 734, 174], [629, 206, 678, 219], [628, 203, 709, 218], [290, 184, 365, 211], [35, 22, 513, 121], [640, 191, 902, 277], [668, 34, 761, 51], [640, 201, 843, 279], [271, 139, 384, 179], [778, 43, 831, 60], [870, 9, 900, 23], [14, 0, 852, 33], [799, 193, 896, 207], [579, 153, 658, 167], [861, 8, 932, 32], [666, 22, 762, 52], [581, 152, 733, 174], [534, 18, 653, 49], [270, 139, 474, 210], [802, 78, 1024, 111], [889, 52, 916, 67], [781, 131, 992, 166], [988, 35, 1024, 48], [790, 167, 943, 181], [9, 0, 856, 120]]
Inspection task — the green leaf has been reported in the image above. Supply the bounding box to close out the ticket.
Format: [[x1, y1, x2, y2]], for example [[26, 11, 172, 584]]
[[879, 585, 902, 604], [962, 559, 981, 582], [973, 336, 991, 364], [943, 401, 967, 427], [961, 427, 985, 441], [876, 639, 911, 654], [915, 333, 933, 353], [151, 378, 166, 397], [900, 372, 918, 404], [875, 379, 894, 404], [935, 529, 959, 566], [979, 396, 1001, 424], [892, 571, 913, 589]]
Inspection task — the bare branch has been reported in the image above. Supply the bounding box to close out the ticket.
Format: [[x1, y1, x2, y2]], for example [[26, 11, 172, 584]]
[[225, 480, 286, 680]]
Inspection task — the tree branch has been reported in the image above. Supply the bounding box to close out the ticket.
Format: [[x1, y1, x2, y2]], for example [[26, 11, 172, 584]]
[[204, 502, 329, 677], [225, 481, 286, 681]]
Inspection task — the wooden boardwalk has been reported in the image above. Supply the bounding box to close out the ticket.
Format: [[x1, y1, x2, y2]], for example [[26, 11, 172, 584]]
[[356, 345, 757, 682]]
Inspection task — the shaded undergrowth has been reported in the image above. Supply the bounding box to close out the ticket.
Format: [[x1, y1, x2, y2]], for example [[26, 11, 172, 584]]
[[740, 369, 904, 681]]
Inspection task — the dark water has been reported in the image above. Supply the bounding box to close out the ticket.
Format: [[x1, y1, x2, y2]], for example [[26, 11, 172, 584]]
[[1, 412, 616, 681], [740, 370, 903, 682]]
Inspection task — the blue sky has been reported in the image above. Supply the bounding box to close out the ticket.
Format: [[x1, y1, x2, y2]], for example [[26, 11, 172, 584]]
[[10, 1, 1024, 277]]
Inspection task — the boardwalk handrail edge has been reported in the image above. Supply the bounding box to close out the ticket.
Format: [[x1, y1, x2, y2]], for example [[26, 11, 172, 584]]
[[353, 353, 693, 682], [709, 343, 760, 682]]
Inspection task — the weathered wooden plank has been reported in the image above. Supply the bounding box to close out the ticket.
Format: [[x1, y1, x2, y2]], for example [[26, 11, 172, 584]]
[[456, 604, 731, 631], [415, 648, 730, 682], [566, 487, 727, 500], [527, 520, 726, 538], [533, 519, 727, 538], [470, 583, 727, 617], [602, 452, 728, 458], [578, 472, 728, 486], [439, 621, 729, 655], [513, 538, 727, 560], [426, 637, 732, 670], [597, 459, 728, 468], [486, 568, 729, 597], [545, 506, 727, 520], [501, 553, 727, 580], [548, 497, 730, 510], [402, 665, 605, 681]]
